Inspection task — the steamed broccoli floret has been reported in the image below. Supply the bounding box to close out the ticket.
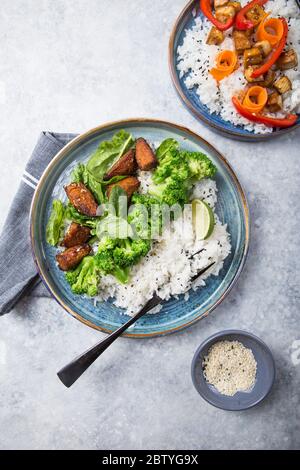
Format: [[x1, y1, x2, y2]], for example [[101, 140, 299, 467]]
[[94, 236, 135, 284], [131, 193, 160, 208], [128, 204, 150, 239], [185, 152, 217, 180], [65, 256, 99, 297], [95, 248, 129, 284], [149, 141, 217, 207], [149, 176, 189, 207], [113, 266, 130, 284], [97, 235, 117, 253], [95, 250, 115, 274], [113, 238, 151, 267], [65, 265, 82, 286], [152, 152, 187, 184], [130, 193, 163, 238]]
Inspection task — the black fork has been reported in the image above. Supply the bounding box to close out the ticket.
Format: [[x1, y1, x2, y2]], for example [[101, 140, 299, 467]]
[[57, 261, 215, 388]]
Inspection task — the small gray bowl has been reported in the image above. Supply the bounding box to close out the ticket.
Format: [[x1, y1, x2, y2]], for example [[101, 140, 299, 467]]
[[191, 330, 275, 411]]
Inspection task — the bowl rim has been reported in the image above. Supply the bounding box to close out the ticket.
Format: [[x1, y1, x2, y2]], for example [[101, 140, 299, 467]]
[[191, 329, 276, 410], [168, 0, 300, 142], [30, 118, 250, 338]]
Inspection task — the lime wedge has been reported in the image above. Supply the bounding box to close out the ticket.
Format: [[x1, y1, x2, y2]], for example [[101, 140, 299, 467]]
[[192, 199, 215, 240]]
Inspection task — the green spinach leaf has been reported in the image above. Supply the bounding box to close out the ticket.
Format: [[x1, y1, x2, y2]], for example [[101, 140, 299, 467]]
[[71, 163, 105, 203], [64, 203, 98, 229], [96, 214, 134, 240], [156, 138, 179, 161], [46, 200, 65, 246], [108, 185, 127, 218], [86, 130, 134, 182]]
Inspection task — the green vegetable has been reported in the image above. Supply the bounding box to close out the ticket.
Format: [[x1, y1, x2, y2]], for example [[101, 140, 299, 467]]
[[94, 236, 130, 284], [71, 163, 105, 204], [96, 214, 134, 240], [149, 176, 189, 207], [185, 151, 217, 181], [46, 200, 65, 246], [113, 238, 150, 268], [113, 266, 130, 284], [86, 130, 134, 182], [108, 185, 128, 218], [65, 256, 99, 297], [128, 203, 150, 239], [64, 203, 98, 229], [131, 193, 160, 209], [149, 139, 217, 207], [156, 138, 179, 160], [129, 193, 163, 238], [102, 175, 128, 186]]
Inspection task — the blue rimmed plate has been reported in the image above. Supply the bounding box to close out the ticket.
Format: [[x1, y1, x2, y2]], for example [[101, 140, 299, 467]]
[[30, 119, 249, 337], [169, 0, 300, 142]]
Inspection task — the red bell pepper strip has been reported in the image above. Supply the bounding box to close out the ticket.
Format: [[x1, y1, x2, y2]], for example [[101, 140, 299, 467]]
[[232, 96, 298, 128], [251, 18, 288, 78], [200, 0, 235, 32], [235, 0, 268, 31]]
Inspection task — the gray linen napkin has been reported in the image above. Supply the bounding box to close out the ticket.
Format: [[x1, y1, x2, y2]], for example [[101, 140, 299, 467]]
[[0, 132, 77, 315]]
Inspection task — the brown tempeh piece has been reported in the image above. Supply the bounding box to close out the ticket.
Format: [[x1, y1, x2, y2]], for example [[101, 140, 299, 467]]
[[245, 4, 265, 26], [64, 182, 98, 217], [267, 91, 283, 113], [56, 244, 92, 271], [233, 30, 252, 53], [215, 5, 236, 24], [106, 176, 140, 200], [206, 26, 224, 46], [61, 222, 91, 248], [103, 149, 137, 180], [277, 49, 298, 71], [135, 138, 157, 171], [274, 75, 292, 94]]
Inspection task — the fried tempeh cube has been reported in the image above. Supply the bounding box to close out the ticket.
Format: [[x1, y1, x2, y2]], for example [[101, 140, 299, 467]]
[[61, 222, 91, 248], [227, 1, 241, 12], [256, 69, 276, 87], [214, 0, 229, 7], [135, 138, 157, 170], [277, 49, 298, 71], [244, 47, 263, 68], [233, 30, 252, 53], [255, 40, 272, 57], [274, 75, 292, 94], [65, 182, 98, 217], [267, 91, 283, 113], [245, 4, 265, 26], [103, 149, 137, 180], [244, 66, 264, 83], [56, 244, 92, 271], [106, 176, 140, 200], [215, 5, 236, 23], [206, 26, 224, 45]]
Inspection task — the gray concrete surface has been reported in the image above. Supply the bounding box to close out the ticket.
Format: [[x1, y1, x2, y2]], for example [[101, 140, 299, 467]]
[[0, 0, 299, 450]]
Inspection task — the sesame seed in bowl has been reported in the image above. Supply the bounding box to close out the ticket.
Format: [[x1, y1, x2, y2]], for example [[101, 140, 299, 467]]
[[191, 330, 275, 411]]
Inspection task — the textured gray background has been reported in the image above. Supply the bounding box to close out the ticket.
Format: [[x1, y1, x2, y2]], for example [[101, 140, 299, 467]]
[[0, 0, 300, 450]]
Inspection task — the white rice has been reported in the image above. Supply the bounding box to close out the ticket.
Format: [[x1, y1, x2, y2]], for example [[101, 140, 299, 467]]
[[177, 0, 300, 134], [94, 175, 231, 316]]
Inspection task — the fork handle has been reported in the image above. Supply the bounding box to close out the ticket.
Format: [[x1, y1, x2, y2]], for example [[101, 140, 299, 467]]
[[57, 294, 161, 388]]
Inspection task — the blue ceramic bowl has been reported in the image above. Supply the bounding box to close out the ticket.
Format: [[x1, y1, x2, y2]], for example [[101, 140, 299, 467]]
[[191, 330, 276, 410], [169, 0, 300, 142], [30, 119, 249, 337]]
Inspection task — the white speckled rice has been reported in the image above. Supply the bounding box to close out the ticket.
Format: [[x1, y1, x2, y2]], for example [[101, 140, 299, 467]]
[[94, 174, 231, 316]]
